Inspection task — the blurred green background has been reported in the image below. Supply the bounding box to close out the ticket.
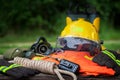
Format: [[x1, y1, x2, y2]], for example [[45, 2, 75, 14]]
[[0, 0, 120, 54]]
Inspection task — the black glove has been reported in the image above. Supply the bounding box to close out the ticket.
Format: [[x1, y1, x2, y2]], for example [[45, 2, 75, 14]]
[[0, 59, 40, 78], [92, 50, 120, 75]]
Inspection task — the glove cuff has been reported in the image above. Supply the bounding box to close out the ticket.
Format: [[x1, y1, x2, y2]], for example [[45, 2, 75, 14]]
[[102, 50, 120, 66]]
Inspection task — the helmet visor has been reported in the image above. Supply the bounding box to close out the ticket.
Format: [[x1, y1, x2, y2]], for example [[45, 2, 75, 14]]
[[57, 37, 100, 49]]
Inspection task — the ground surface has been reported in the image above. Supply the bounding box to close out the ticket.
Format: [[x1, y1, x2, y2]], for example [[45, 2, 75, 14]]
[[0, 73, 120, 80]]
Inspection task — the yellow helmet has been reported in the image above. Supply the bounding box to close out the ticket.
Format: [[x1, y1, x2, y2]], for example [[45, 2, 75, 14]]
[[60, 17, 100, 43]]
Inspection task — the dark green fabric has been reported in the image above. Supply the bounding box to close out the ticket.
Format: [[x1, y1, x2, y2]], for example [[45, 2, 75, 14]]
[[3, 48, 24, 60]]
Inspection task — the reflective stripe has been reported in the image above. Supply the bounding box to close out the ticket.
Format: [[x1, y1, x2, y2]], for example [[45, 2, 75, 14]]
[[102, 50, 116, 60], [0, 66, 7, 72], [84, 55, 93, 60], [102, 50, 120, 66], [9, 64, 20, 68], [2, 64, 20, 73], [116, 60, 120, 66]]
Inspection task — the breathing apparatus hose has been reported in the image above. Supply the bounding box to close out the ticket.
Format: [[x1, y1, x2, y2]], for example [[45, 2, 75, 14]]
[[13, 57, 77, 80]]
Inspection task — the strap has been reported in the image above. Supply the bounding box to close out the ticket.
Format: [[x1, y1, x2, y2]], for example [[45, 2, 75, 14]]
[[102, 50, 120, 66]]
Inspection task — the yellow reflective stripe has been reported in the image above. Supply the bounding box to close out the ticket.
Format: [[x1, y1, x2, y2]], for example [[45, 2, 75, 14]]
[[72, 26, 83, 33], [0, 66, 7, 71], [84, 55, 93, 60], [102, 50, 116, 60], [3, 64, 20, 73], [9, 64, 20, 67], [116, 60, 120, 66], [102, 50, 120, 66]]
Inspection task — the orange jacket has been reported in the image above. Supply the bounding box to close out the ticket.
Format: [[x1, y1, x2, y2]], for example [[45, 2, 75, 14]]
[[40, 50, 115, 76]]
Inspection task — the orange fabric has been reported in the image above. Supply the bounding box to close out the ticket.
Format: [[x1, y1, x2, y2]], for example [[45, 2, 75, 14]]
[[42, 50, 115, 76]]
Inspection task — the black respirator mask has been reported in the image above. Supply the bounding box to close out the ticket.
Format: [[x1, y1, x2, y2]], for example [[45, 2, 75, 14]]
[[30, 37, 54, 55]]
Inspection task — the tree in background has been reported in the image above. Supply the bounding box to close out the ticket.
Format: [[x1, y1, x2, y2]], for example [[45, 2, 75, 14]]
[[0, 0, 119, 37]]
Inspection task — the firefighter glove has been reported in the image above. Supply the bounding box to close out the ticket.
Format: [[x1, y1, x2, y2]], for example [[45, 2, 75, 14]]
[[0, 59, 39, 78], [92, 50, 120, 75]]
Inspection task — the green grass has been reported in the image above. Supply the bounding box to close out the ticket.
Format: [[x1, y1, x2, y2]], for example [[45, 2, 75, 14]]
[[0, 29, 59, 54], [105, 44, 120, 50], [0, 40, 119, 54], [0, 29, 58, 43], [0, 18, 120, 54], [103, 41, 120, 50], [99, 20, 120, 40]]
